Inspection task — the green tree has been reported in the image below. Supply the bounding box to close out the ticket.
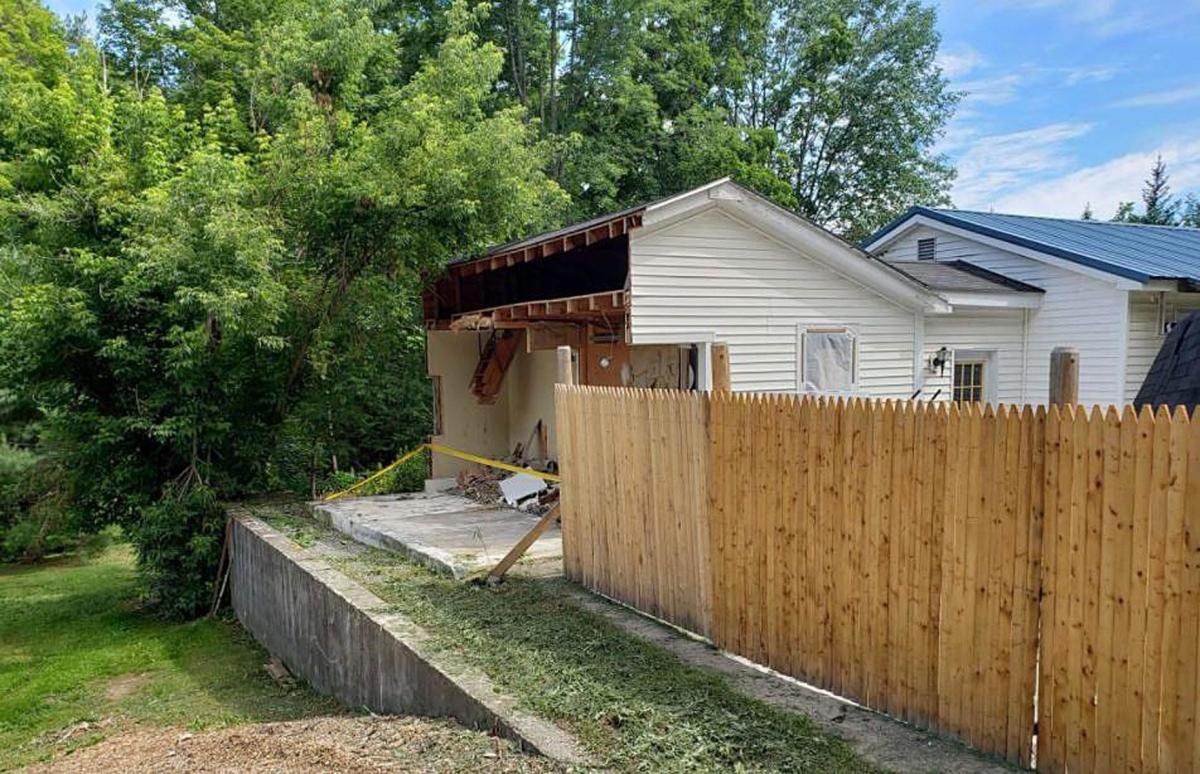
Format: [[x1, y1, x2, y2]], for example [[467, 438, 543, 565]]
[[0, 0, 564, 613], [738, 0, 957, 238], [474, 0, 954, 233], [1140, 155, 1178, 225], [0, 0, 69, 87], [1182, 195, 1200, 228], [1111, 201, 1136, 223], [1111, 155, 1181, 225], [1081, 202, 1094, 220]]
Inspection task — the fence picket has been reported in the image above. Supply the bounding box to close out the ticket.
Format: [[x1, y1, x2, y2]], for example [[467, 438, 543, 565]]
[[554, 385, 1200, 771]]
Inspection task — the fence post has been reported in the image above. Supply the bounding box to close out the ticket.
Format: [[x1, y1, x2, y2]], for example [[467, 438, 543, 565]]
[[712, 343, 731, 392], [1049, 347, 1079, 407], [557, 345, 574, 386]]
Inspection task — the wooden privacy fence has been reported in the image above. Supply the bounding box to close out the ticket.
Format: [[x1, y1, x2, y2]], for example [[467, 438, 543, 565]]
[[554, 385, 1200, 772]]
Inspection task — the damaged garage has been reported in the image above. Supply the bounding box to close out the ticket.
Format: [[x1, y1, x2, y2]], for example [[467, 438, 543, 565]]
[[423, 201, 700, 480]]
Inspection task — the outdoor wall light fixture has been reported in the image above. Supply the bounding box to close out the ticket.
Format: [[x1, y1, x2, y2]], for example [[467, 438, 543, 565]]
[[929, 346, 951, 376]]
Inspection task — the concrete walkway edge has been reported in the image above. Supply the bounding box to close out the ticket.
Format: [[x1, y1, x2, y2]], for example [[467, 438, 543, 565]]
[[227, 509, 590, 766]]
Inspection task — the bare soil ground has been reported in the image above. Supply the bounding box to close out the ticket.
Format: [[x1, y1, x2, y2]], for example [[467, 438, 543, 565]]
[[23, 716, 558, 773]]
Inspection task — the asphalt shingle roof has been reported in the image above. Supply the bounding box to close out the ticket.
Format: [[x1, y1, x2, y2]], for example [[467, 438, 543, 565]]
[[1134, 311, 1200, 412], [884, 259, 1044, 294], [868, 207, 1200, 283]]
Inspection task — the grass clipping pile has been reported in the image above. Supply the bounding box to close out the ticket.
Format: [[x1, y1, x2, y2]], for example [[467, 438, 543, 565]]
[[28, 716, 555, 773]]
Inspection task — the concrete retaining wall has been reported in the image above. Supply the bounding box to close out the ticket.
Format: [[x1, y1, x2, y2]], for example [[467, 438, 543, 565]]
[[228, 510, 585, 763]]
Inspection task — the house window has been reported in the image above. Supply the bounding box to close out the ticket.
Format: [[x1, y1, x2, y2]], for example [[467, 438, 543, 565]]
[[917, 237, 937, 261], [799, 327, 857, 393], [953, 360, 986, 403]]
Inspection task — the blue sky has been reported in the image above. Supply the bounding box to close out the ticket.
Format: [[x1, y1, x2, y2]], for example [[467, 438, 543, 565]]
[[43, 0, 1200, 220], [934, 0, 1200, 217]]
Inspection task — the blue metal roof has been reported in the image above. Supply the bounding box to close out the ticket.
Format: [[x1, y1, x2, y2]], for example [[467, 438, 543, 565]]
[[866, 207, 1200, 284]]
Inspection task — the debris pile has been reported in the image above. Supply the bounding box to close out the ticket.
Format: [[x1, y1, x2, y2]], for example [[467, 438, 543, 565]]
[[453, 467, 504, 502], [448, 419, 559, 515], [451, 463, 558, 516]]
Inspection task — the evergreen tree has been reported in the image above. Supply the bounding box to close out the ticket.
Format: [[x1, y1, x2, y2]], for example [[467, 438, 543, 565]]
[[1140, 154, 1178, 225], [1180, 194, 1200, 228], [1081, 202, 1094, 220], [1109, 156, 1185, 225], [1111, 201, 1136, 222]]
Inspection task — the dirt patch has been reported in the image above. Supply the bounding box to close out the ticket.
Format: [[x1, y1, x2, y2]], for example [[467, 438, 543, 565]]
[[26, 716, 558, 773], [103, 673, 149, 701]]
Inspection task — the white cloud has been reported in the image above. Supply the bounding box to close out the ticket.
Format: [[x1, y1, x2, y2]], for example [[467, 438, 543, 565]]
[[1062, 66, 1116, 86], [951, 122, 1094, 210], [971, 0, 1177, 37], [933, 119, 982, 156], [1110, 85, 1200, 108], [969, 137, 1200, 218], [937, 45, 986, 79], [957, 73, 1023, 105]]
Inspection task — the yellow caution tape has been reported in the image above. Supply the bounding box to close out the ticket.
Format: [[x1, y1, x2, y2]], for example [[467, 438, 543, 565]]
[[322, 442, 559, 502], [323, 444, 430, 502], [426, 444, 560, 483]]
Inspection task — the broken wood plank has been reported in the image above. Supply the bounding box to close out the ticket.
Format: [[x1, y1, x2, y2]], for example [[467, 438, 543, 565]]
[[485, 505, 561, 584]]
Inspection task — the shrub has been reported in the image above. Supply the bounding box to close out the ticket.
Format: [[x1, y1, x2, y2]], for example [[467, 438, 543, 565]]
[[0, 446, 72, 562], [316, 451, 429, 499], [126, 487, 226, 618]]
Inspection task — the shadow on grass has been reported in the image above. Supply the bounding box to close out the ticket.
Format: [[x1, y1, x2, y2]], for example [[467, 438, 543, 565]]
[[338, 548, 873, 773]]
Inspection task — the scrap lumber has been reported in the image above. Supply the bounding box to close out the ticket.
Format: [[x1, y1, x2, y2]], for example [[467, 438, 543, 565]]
[[470, 331, 521, 404], [557, 345, 575, 385], [485, 505, 561, 584], [207, 518, 233, 618]]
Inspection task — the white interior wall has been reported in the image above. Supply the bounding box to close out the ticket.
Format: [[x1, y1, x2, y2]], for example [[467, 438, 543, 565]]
[[505, 347, 559, 462], [426, 330, 511, 478]]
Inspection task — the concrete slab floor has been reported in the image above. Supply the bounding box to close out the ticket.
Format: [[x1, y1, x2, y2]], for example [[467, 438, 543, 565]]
[[309, 492, 561, 579]]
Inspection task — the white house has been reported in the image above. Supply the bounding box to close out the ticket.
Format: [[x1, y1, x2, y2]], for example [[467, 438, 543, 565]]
[[421, 179, 1200, 476], [864, 207, 1200, 407]]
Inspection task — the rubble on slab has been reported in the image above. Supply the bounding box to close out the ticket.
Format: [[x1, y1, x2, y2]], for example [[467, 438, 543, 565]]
[[451, 461, 558, 517]]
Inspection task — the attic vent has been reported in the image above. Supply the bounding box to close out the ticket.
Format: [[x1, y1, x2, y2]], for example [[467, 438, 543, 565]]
[[917, 237, 937, 261]]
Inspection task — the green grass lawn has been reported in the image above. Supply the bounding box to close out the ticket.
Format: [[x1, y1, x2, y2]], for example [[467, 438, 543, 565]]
[[0, 545, 343, 770]]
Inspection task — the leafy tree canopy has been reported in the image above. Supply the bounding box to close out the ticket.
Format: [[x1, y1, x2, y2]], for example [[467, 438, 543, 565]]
[[0, 0, 564, 612], [479, 0, 956, 236]]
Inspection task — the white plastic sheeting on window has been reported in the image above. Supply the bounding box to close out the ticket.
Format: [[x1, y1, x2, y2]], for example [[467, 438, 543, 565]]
[[801, 329, 855, 393]]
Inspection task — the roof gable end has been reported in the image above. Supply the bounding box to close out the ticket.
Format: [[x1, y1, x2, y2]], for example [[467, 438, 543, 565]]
[[641, 181, 950, 313], [866, 208, 1200, 285]]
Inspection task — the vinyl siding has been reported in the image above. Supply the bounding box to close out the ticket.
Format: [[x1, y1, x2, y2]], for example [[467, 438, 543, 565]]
[[880, 226, 1128, 406], [630, 208, 918, 397], [924, 309, 1027, 405], [1125, 291, 1200, 402]]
